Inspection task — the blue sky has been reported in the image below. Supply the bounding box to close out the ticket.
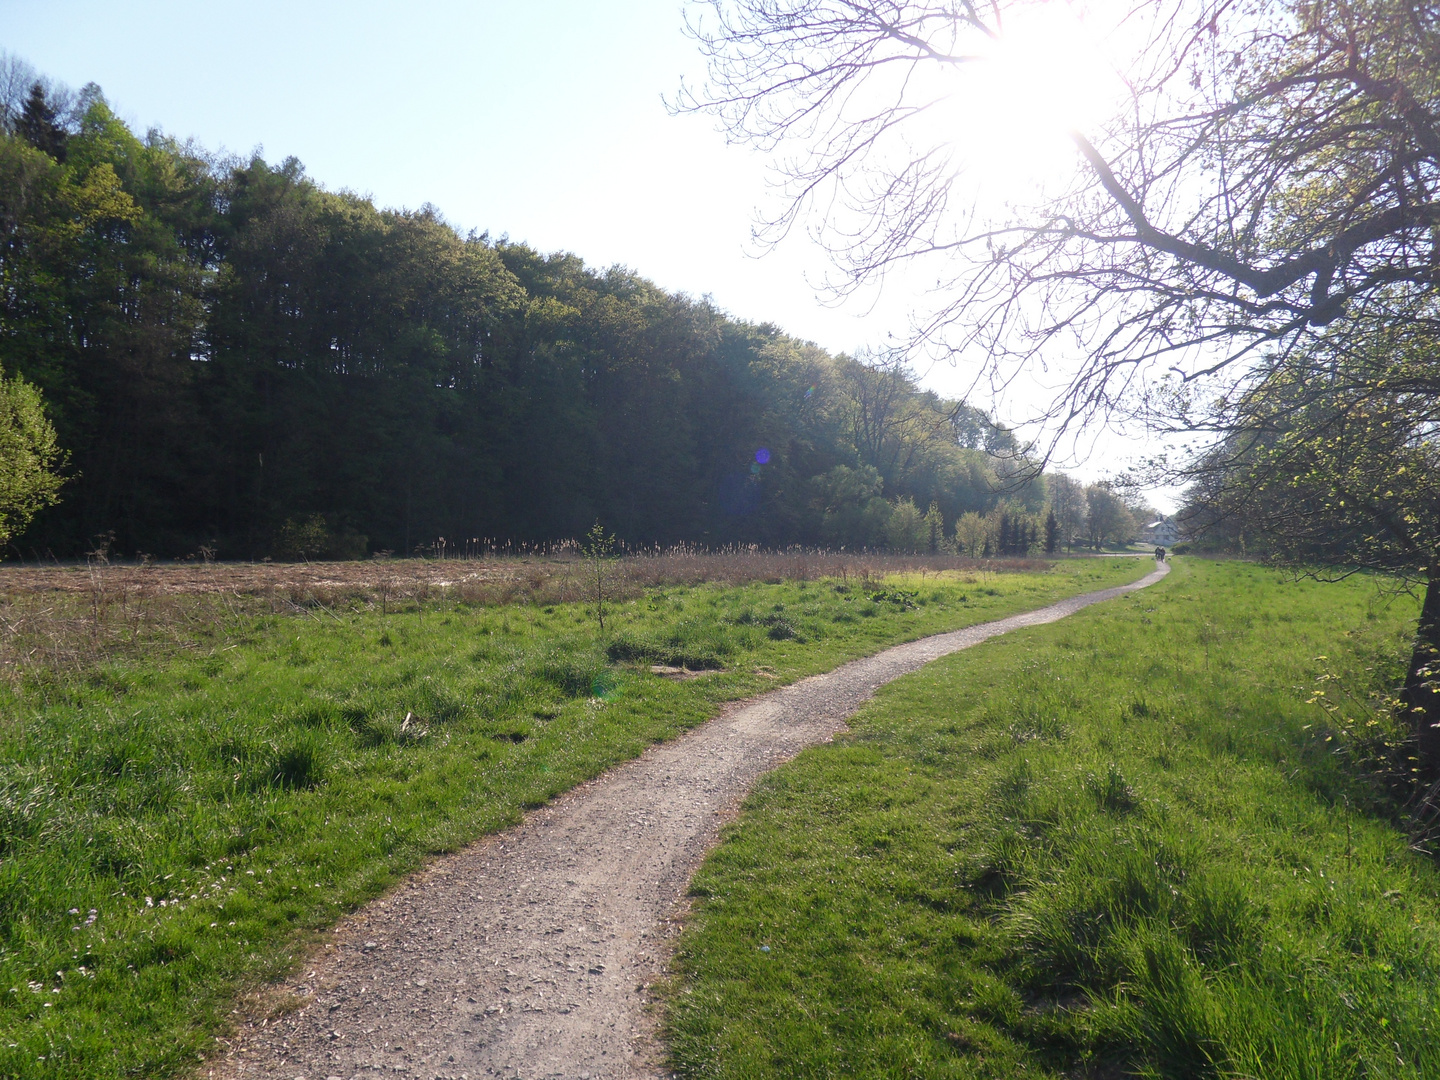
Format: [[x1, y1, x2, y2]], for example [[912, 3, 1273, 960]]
[[0, 1, 897, 345], [0, 0, 1175, 505]]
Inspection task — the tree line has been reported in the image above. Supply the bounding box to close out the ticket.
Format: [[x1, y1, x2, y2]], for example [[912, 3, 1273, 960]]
[[0, 57, 1158, 561]]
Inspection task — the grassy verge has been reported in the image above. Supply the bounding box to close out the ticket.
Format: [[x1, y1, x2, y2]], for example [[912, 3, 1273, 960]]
[[666, 559, 1440, 1079], [0, 557, 1146, 1078]]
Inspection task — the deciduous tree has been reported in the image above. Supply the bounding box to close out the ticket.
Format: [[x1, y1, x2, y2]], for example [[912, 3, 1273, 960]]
[[0, 364, 64, 548], [1047, 473, 1087, 552]]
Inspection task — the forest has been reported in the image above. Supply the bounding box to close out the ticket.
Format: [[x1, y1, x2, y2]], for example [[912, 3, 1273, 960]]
[[0, 63, 1154, 561]]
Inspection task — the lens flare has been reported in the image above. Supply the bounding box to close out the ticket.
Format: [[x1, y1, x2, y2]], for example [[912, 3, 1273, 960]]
[[754, 447, 770, 464]]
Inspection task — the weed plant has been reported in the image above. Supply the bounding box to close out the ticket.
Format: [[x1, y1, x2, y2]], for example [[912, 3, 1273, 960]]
[[0, 558, 1143, 1077], [666, 559, 1439, 1079]]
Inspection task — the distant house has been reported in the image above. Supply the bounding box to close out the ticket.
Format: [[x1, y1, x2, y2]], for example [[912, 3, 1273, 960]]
[[1143, 516, 1179, 546]]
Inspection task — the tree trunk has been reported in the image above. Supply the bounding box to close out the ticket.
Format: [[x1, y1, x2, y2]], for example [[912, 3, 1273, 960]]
[[1405, 571, 1440, 778]]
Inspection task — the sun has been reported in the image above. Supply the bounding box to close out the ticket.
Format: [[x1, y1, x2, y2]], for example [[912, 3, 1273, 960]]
[[913, 1, 1130, 199]]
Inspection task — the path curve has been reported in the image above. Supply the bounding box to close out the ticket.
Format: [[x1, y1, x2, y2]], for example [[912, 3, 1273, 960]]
[[213, 561, 1169, 1080]]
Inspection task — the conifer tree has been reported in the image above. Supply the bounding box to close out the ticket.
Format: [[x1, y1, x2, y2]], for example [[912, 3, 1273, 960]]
[[15, 82, 65, 160]]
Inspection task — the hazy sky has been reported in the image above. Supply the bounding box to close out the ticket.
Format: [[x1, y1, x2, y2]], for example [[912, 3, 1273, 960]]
[[0, 0, 1177, 507]]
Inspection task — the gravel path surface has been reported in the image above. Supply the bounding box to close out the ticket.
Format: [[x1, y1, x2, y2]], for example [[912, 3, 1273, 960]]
[[211, 561, 1169, 1080]]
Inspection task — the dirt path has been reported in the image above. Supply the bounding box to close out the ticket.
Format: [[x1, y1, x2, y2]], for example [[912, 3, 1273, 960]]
[[212, 561, 1170, 1080]]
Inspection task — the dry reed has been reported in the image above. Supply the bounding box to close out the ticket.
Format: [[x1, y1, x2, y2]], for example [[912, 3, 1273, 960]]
[[0, 547, 1052, 681]]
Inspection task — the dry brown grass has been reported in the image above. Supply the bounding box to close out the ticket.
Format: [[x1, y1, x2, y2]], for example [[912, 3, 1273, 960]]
[[0, 548, 1051, 680]]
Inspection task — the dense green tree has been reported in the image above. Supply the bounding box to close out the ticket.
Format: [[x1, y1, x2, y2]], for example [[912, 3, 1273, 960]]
[[0, 363, 63, 548], [923, 501, 944, 554], [1085, 484, 1134, 550], [15, 83, 65, 161], [885, 496, 924, 553], [814, 464, 891, 549], [0, 58, 1066, 561], [1046, 473, 1087, 553]]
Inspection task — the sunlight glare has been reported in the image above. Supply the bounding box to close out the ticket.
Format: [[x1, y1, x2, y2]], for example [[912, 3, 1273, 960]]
[[923, 2, 1128, 198]]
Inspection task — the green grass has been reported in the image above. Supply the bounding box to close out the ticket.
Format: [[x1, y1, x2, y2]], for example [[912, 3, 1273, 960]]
[[0, 557, 1147, 1078], [666, 559, 1439, 1079]]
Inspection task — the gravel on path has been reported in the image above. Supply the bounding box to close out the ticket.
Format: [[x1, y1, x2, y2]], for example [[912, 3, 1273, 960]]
[[209, 561, 1169, 1080]]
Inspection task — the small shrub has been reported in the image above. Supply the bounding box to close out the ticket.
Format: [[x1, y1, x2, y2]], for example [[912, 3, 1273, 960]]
[[272, 513, 368, 561]]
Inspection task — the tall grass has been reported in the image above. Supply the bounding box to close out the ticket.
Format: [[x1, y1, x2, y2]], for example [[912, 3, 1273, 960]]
[[666, 560, 1440, 1079]]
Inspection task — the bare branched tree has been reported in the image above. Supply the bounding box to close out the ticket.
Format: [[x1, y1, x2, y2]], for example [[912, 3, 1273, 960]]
[[679, 0, 1440, 431], [681, 0, 1440, 771]]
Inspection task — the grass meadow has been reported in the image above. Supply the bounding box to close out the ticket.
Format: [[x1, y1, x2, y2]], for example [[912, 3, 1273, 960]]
[[0, 555, 1144, 1078], [665, 559, 1438, 1080]]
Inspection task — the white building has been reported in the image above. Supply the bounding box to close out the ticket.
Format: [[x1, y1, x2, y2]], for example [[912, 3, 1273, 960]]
[[1143, 516, 1179, 546]]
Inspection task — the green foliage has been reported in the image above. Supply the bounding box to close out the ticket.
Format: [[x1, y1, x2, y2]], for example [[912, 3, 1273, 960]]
[[0, 558, 1148, 1078], [1085, 482, 1136, 548], [0, 63, 1057, 560], [0, 364, 63, 548], [1179, 329, 1440, 771], [814, 464, 892, 548], [272, 514, 368, 561], [884, 496, 924, 552], [923, 501, 945, 554], [667, 561, 1440, 1079], [1182, 334, 1438, 577], [954, 510, 986, 557]]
